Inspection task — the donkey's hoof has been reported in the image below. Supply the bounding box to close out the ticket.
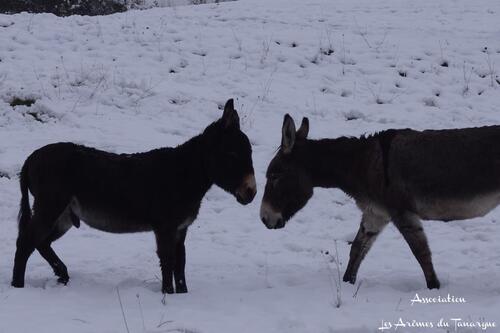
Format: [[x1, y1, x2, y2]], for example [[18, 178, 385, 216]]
[[162, 285, 175, 294], [176, 285, 188, 294], [11, 280, 24, 288], [57, 276, 69, 285], [342, 273, 356, 284], [427, 279, 440, 290]]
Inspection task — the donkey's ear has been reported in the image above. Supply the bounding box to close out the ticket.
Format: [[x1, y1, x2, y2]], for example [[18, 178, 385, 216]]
[[296, 117, 309, 140], [281, 114, 296, 154], [221, 98, 240, 129]]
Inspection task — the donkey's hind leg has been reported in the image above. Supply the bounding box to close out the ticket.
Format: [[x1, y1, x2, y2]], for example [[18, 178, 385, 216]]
[[393, 212, 440, 289], [343, 212, 389, 285], [37, 208, 77, 285], [12, 197, 70, 288], [38, 245, 69, 284]]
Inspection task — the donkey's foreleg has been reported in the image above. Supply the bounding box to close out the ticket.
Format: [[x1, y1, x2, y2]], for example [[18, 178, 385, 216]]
[[343, 213, 389, 284], [393, 213, 440, 289], [155, 230, 177, 294], [174, 228, 188, 294]]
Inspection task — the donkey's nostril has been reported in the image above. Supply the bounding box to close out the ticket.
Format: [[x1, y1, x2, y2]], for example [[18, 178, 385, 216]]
[[246, 187, 256, 199]]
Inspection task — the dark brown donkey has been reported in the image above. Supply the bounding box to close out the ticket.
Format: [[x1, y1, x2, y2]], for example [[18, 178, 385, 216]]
[[12, 99, 256, 294], [260, 114, 500, 289]]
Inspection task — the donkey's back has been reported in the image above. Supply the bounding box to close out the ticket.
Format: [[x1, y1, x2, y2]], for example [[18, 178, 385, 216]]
[[386, 125, 500, 221], [23, 143, 166, 236]]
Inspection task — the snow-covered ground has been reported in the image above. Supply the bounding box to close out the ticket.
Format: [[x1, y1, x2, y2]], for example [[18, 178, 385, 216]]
[[1, 0, 500, 332]]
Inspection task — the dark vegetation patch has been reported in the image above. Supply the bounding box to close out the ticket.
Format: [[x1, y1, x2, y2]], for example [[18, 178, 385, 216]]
[[9, 97, 55, 123], [0, 0, 126, 16], [10, 97, 36, 107], [310, 55, 319, 65], [321, 48, 334, 56], [169, 98, 189, 106], [0, 21, 14, 28], [343, 110, 364, 121], [26, 110, 45, 122], [0, 171, 11, 179], [340, 90, 351, 97]]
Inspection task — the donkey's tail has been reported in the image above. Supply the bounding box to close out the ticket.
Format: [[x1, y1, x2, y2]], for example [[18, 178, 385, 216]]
[[18, 162, 31, 230]]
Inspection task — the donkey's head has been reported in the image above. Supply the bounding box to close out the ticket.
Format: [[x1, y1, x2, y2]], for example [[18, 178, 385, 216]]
[[205, 99, 256, 205], [260, 114, 312, 229]]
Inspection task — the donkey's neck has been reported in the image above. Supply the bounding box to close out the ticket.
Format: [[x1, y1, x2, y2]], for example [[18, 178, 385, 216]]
[[164, 132, 213, 198], [302, 137, 374, 197]]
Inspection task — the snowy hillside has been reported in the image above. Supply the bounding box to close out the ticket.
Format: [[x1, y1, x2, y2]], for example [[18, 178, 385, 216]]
[[1, 0, 500, 332]]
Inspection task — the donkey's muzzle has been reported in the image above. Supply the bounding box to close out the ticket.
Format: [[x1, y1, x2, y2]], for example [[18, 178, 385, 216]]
[[260, 201, 284, 229], [236, 174, 257, 205]]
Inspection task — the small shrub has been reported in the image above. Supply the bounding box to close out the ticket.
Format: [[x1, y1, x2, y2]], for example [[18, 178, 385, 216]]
[[10, 97, 36, 107]]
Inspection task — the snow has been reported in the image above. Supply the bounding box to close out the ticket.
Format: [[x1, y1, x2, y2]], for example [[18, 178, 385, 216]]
[[1, 0, 500, 332]]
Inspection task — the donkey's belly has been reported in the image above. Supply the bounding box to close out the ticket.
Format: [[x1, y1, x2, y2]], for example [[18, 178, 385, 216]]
[[416, 192, 500, 221], [70, 198, 152, 233]]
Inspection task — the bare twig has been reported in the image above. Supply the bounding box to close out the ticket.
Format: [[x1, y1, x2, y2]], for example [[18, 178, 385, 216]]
[[32, 67, 49, 99], [260, 36, 273, 65], [353, 17, 372, 49], [340, 34, 346, 75], [462, 62, 473, 96], [353, 17, 388, 52], [352, 279, 363, 298], [264, 252, 270, 288], [485, 50, 497, 88], [231, 28, 243, 53], [322, 241, 342, 308], [27, 14, 35, 33], [157, 313, 173, 328], [116, 287, 130, 333], [137, 293, 146, 331], [395, 297, 403, 311]]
